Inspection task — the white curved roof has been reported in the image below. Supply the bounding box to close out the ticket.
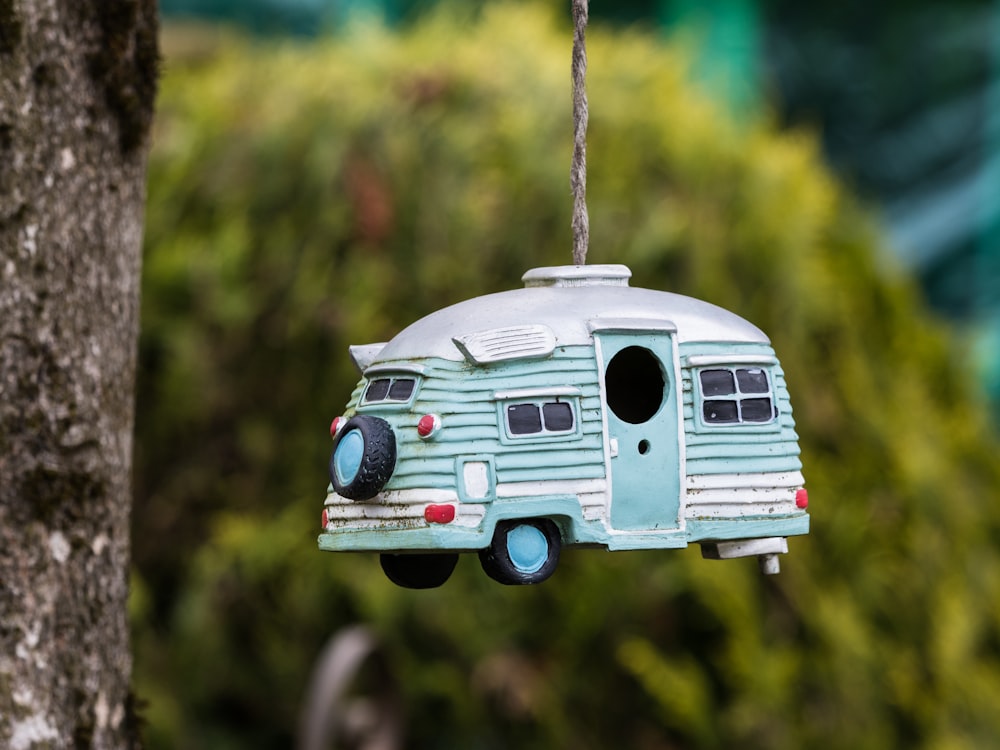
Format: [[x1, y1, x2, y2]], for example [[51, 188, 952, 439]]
[[371, 265, 769, 366]]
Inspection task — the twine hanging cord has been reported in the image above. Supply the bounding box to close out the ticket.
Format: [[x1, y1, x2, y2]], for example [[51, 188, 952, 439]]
[[570, 0, 589, 266]]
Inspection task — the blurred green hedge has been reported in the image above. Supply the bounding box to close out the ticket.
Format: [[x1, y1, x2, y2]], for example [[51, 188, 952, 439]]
[[134, 5, 1000, 748]]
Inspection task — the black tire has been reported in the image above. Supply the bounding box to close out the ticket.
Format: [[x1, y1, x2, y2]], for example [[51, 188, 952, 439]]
[[329, 415, 396, 500], [380, 553, 459, 589], [479, 518, 561, 585]]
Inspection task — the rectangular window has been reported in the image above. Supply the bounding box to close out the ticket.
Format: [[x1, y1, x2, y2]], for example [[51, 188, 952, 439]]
[[363, 376, 417, 405], [507, 403, 544, 435], [503, 399, 577, 439], [700, 369, 735, 397], [699, 367, 775, 425], [388, 379, 415, 400], [542, 402, 574, 432]]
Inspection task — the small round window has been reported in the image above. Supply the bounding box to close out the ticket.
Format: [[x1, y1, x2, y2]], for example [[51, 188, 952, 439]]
[[605, 346, 666, 424]]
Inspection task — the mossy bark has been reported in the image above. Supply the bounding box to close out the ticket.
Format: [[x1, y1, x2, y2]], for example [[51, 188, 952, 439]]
[[0, 1, 157, 747]]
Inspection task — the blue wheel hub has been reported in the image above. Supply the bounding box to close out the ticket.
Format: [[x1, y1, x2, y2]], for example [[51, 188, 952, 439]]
[[333, 429, 364, 485], [506, 524, 548, 574]]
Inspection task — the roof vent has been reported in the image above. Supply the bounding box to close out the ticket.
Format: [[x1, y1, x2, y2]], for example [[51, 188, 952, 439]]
[[453, 325, 556, 364], [522, 264, 632, 288]]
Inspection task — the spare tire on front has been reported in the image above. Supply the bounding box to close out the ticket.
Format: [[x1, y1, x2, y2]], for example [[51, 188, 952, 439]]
[[329, 415, 396, 500]]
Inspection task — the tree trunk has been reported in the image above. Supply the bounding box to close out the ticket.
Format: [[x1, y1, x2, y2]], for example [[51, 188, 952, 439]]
[[0, 1, 157, 747]]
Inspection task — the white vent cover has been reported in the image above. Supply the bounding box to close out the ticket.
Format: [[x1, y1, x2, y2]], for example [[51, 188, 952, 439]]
[[453, 325, 556, 364]]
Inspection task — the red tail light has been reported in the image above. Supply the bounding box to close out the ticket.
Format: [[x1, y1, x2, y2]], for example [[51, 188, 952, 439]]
[[330, 416, 347, 439], [424, 504, 456, 524], [417, 413, 441, 439], [796, 489, 809, 509], [321, 508, 329, 528]]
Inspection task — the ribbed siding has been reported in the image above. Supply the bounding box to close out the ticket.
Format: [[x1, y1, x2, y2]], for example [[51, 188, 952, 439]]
[[678, 341, 804, 519], [346, 347, 606, 494], [679, 342, 801, 476], [327, 341, 806, 534]]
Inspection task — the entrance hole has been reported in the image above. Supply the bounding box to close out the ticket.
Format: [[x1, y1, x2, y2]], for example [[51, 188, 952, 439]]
[[604, 346, 666, 424]]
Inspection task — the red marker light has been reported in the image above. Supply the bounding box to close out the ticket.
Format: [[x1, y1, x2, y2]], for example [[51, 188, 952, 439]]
[[796, 489, 809, 509], [330, 416, 346, 439], [424, 504, 456, 524], [321, 508, 329, 528], [417, 414, 441, 439]]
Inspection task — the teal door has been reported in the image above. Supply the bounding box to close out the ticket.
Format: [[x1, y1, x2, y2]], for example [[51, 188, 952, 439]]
[[596, 332, 680, 531]]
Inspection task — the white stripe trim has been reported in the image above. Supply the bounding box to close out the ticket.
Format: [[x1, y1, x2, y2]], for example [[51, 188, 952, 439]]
[[686, 471, 804, 491], [588, 317, 677, 333], [493, 386, 582, 400], [496, 478, 608, 499], [685, 354, 778, 367], [686, 501, 798, 518], [324, 488, 459, 506]]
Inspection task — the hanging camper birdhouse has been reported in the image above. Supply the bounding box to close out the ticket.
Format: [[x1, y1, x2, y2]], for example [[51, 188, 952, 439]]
[[319, 265, 809, 588]]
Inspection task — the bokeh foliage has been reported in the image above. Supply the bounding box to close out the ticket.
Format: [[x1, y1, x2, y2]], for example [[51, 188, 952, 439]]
[[134, 5, 1000, 748]]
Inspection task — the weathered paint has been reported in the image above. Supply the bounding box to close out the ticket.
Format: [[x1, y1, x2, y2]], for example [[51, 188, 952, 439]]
[[319, 265, 809, 574], [677, 340, 804, 525]]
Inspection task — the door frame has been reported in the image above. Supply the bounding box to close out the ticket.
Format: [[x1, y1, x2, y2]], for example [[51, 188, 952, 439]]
[[590, 319, 686, 532]]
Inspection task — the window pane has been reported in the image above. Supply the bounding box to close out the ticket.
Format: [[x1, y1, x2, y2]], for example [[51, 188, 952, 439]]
[[704, 400, 738, 423], [364, 379, 390, 402], [542, 402, 574, 432], [700, 369, 735, 396], [388, 378, 415, 401], [736, 368, 769, 394], [508, 404, 542, 434], [741, 398, 774, 422]]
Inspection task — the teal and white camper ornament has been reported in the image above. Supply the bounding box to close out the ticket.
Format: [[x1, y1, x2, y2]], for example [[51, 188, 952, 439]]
[[319, 264, 810, 588], [317, 2, 808, 588]]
